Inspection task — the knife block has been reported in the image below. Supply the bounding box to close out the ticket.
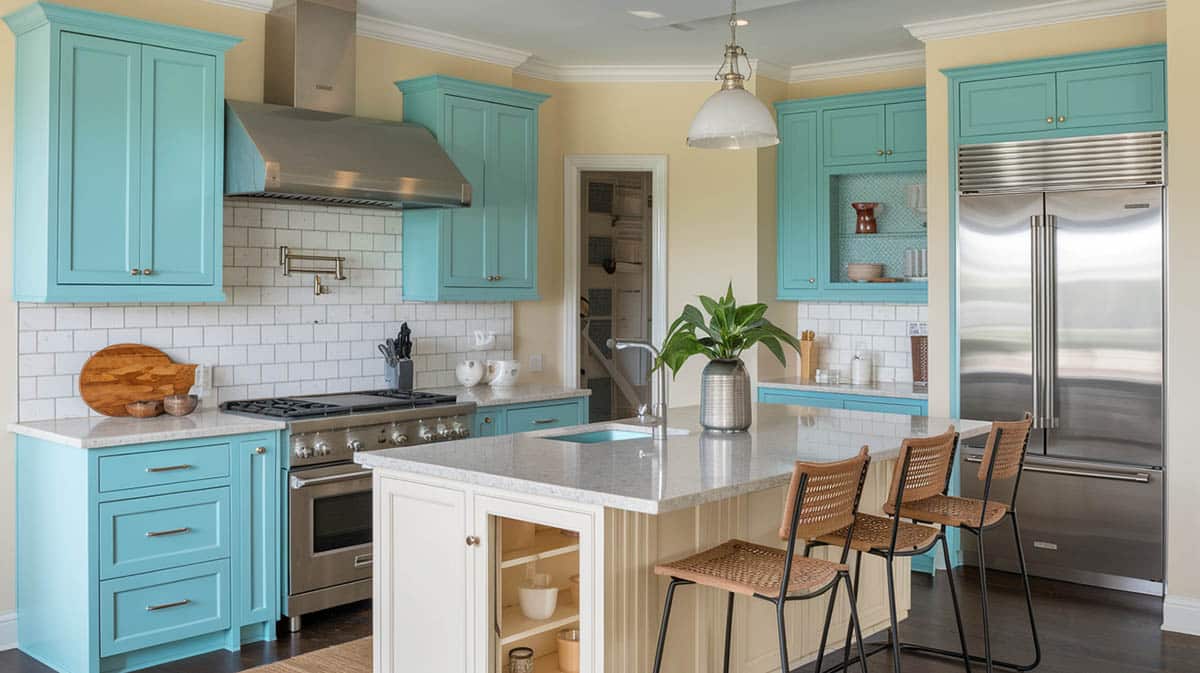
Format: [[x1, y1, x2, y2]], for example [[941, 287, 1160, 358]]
[[799, 341, 818, 383], [387, 359, 414, 391]]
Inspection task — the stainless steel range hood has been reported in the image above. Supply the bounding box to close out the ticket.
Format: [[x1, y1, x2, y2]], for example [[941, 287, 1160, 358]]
[[224, 0, 470, 209]]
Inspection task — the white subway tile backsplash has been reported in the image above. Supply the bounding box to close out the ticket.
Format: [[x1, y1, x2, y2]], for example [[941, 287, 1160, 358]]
[[797, 302, 926, 384], [16, 199, 514, 421]]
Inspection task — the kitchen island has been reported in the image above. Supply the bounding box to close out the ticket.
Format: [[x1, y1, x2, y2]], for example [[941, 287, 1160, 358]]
[[357, 403, 989, 673]]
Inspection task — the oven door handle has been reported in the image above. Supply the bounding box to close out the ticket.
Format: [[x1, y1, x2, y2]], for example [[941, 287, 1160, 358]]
[[290, 470, 372, 490]]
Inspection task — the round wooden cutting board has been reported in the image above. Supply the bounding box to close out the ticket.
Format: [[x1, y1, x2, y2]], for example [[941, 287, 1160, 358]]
[[79, 344, 198, 417]]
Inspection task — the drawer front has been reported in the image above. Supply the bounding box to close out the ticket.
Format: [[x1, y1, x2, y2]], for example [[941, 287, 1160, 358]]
[[757, 389, 843, 409], [99, 488, 231, 580], [100, 559, 230, 656], [842, 399, 927, 416], [98, 442, 231, 493], [506, 401, 581, 434]]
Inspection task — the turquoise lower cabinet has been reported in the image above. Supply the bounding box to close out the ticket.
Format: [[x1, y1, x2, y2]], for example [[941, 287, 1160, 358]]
[[397, 76, 548, 302], [474, 397, 589, 436], [16, 431, 282, 673], [4, 2, 237, 302]]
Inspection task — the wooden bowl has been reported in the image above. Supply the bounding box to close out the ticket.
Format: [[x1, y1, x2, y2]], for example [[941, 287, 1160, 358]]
[[847, 263, 884, 282], [126, 400, 164, 418], [163, 394, 199, 417]]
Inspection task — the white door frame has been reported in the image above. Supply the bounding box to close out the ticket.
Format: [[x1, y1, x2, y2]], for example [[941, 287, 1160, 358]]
[[562, 155, 668, 408]]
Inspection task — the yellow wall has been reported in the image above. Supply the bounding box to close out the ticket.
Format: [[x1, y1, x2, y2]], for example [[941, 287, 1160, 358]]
[[1165, 0, 1200, 611], [922, 9, 1166, 417]]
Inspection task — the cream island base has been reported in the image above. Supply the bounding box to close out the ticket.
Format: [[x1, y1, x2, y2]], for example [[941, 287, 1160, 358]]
[[358, 404, 990, 673]]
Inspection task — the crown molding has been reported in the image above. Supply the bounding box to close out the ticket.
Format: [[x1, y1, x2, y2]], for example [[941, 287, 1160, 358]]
[[357, 15, 532, 68], [515, 60, 717, 83], [789, 49, 925, 82], [905, 0, 1165, 42], [201, 0, 272, 12]]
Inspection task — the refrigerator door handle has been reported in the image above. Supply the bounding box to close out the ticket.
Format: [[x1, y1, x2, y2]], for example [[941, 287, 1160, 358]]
[[1030, 214, 1043, 428], [1043, 214, 1059, 429], [964, 454, 1151, 483]]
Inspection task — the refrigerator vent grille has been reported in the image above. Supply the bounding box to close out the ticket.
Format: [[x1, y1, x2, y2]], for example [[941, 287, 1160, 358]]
[[958, 132, 1165, 194]]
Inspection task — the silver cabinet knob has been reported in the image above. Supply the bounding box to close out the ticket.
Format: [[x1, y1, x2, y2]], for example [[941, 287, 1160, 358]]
[[465, 536, 480, 547], [131, 268, 141, 276], [254, 446, 267, 455], [876, 149, 885, 156], [885, 149, 893, 156], [808, 278, 816, 284], [142, 269, 152, 276], [1046, 117, 1054, 124]]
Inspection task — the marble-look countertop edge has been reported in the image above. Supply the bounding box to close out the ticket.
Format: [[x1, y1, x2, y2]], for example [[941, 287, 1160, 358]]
[[9, 412, 286, 449], [757, 378, 929, 400], [429, 383, 592, 407]]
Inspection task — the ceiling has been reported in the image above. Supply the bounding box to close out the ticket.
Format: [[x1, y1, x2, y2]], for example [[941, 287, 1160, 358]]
[[357, 0, 1047, 67]]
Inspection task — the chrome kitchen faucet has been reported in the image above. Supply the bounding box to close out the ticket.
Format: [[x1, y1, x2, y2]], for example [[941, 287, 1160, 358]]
[[608, 339, 667, 440]]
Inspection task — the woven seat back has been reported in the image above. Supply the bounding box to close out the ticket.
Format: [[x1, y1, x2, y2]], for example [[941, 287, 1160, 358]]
[[977, 413, 1035, 482], [779, 447, 870, 542], [888, 427, 958, 505]]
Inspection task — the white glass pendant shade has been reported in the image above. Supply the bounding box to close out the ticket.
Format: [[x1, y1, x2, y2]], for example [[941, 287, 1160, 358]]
[[686, 85, 780, 149]]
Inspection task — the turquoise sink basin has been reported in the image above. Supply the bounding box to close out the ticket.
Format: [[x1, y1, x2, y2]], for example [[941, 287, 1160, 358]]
[[545, 429, 652, 444]]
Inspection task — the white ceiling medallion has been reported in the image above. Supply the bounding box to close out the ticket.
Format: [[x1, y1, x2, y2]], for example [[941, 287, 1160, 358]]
[[905, 0, 1165, 42], [790, 50, 925, 83], [357, 15, 532, 68]]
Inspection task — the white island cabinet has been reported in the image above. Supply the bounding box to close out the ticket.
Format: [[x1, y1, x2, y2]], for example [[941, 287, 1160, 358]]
[[358, 404, 990, 673]]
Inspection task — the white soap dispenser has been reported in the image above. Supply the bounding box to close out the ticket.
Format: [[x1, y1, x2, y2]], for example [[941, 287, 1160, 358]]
[[851, 350, 871, 385]]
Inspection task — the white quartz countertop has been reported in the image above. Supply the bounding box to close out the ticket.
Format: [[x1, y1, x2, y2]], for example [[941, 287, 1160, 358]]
[[758, 377, 929, 400], [9, 410, 286, 449], [355, 403, 988, 515], [429, 383, 591, 407]]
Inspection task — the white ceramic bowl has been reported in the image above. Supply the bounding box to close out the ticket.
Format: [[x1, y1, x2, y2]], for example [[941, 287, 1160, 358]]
[[455, 360, 484, 387], [846, 263, 884, 282], [517, 581, 559, 621], [488, 359, 521, 387]]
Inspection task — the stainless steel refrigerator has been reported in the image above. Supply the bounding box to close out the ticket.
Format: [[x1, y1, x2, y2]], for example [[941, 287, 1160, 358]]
[[956, 132, 1165, 595]]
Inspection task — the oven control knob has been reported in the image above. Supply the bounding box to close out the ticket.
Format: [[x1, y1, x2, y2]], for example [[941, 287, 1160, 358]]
[[451, 422, 467, 438], [391, 431, 409, 445], [418, 424, 433, 442], [346, 439, 364, 452], [293, 444, 312, 459], [313, 441, 332, 457], [436, 422, 450, 439]]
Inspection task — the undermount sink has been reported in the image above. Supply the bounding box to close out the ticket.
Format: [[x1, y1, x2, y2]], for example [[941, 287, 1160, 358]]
[[545, 429, 652, 443]]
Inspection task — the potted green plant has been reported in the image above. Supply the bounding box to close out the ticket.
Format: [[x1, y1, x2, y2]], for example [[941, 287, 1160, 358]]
[[655, 284, 803, 431]]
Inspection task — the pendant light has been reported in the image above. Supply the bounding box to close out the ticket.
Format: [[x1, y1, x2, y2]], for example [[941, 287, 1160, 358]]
[[686, 0, 780, 149]]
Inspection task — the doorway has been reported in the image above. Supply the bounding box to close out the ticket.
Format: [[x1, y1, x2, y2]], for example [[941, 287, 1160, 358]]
[[563, 156, 667, 423]]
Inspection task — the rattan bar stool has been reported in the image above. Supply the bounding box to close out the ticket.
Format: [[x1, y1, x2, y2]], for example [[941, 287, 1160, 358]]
[[650, 447, 873, 673], [807, 426, 972, 673]]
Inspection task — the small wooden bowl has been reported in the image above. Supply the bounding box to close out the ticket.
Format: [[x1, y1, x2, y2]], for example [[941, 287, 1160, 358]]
[[126, 400, 164, 418], [163, 394, 199, 417]]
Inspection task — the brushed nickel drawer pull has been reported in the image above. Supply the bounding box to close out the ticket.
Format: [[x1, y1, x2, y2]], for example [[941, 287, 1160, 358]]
[[145, 599, 190, 612], [354, 553, 373, 568], [145, 464, 192, 473], [145, 527, 191, 538], [533, 418, 559, 425]]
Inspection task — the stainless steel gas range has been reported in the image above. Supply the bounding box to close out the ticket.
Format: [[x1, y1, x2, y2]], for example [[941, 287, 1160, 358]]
[[222, 390, 476, 631]]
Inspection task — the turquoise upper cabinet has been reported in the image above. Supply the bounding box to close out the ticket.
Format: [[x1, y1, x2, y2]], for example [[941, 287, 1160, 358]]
[[823, 105, 886, 166], [1056, 61, 1165, 129], [953, 45, 1166, 140], [777, 111, 819, 294], [776, 86, 928, 303], [885, 100, 928, 163], [5, 2, 238, 303], [959, 73, 1057, 137], [396, 76, 548, 302]]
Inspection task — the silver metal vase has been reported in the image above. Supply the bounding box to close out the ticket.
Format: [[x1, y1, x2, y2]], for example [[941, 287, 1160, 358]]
[[700, 358, 752, 432]]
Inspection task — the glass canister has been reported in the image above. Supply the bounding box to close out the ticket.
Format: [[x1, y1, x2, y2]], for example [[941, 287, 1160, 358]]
[[508, 647, 535, 673]]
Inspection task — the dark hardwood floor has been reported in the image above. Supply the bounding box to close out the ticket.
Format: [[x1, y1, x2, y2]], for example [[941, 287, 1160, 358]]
[[2, 570, 1198, 673]]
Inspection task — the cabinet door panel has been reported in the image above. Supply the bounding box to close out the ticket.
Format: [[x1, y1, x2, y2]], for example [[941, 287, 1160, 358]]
[[57, 33, 141, 285], [375, 476, 470, 673], [778, 111, 819, 294], [823, 105, 885, 166], [886, 100, 926, 162], [959, 73, 1057, 137], [489, 104, 536, 288], [237, 435, 278, 626], [141, 46, 217, 285], [443, 96, 490, 287], [1056, 62, 1165, 129]]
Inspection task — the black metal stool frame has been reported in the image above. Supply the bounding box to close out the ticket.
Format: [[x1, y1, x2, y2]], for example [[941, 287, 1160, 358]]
[[807, 432, 974, 673], [651, 463, 873, 673]]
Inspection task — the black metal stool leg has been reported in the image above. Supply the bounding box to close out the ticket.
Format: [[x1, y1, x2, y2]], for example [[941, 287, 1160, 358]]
[[941, 534, 973, 673], [777, 599, 792, 673], [1010, 512, 1042, 670], [722, 591, 735, 673], [976, 532, 995, 673], [652, 579, 684, 673], [841, 550, 864, 669], [843, 572, 872, 673], [815, 570, 843, 673], [884, 552, 902, 673]]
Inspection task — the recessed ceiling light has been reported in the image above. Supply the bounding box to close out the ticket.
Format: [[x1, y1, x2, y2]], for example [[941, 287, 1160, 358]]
[[628, 9, 665, 19]]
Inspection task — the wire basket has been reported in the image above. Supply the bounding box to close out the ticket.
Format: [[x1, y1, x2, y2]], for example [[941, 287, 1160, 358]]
[[910, 336, 929, 384]]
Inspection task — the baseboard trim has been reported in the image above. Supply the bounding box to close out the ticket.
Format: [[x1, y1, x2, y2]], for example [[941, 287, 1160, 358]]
[[1163, 595, 1200, 635], [0, 611, 17, 651]]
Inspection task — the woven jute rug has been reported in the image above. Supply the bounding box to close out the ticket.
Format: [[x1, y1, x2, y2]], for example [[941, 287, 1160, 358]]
[[244, 637, 372, 673]]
